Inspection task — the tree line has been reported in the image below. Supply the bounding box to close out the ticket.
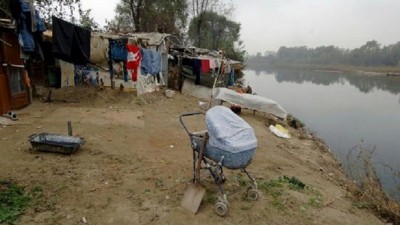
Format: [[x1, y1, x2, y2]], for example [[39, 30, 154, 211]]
[[0, 0, 246, 61], [249, 40, 400, 67]]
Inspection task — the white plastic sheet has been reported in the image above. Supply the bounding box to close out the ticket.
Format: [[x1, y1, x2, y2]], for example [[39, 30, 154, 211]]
[[213, 88, 288, 119], [59, 60, 75, 87], [269, 125, 291, 139], [137, 75, 157, 96]]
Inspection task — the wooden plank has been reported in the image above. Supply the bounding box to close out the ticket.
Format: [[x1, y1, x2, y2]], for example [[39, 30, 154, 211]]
[[2, 32, 23, 65], [0, 70, 11, 115], [27, 61, 46, 86]]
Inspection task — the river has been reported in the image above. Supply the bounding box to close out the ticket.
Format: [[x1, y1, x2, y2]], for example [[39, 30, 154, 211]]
[[244, 68, 400, 198]]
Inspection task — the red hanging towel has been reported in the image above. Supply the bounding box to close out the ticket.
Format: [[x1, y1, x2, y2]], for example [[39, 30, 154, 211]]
[[201, 59, 210, 73], [126, 45, 142, 81]]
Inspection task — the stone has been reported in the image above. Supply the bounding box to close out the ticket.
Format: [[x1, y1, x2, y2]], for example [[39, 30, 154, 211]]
[[34, 211, 53, 223]]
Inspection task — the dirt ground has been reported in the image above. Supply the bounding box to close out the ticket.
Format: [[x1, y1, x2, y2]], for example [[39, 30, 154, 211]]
[[0, 87, 387, 225]]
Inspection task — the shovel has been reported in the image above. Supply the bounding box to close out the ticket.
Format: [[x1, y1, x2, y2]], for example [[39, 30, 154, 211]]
[[181, 135, 207, 214]]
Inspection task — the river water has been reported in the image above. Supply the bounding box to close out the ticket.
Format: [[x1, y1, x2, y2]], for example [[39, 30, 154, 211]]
[[244, 68, 400, 197]]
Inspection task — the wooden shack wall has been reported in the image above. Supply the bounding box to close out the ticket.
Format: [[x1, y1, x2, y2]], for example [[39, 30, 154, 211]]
[[0, 65, 11, 115], [0, 29, 30, 112]]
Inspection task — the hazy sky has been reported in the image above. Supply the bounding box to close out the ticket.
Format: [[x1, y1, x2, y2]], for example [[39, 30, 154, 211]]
[[81, 0, 400, 54]]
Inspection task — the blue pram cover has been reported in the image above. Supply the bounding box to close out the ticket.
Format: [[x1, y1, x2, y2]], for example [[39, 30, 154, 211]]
[[202, 106, 257, 169]]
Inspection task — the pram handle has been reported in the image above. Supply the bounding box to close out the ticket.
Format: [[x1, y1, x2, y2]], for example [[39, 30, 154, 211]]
[[179, 112, 205, 135]]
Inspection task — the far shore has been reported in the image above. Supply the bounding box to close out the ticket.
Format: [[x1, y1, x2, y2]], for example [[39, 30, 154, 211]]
[[245, 61, 400, 76]]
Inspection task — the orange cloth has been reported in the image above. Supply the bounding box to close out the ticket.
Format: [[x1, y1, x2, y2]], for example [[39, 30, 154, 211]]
[[24, 71, 31, 88]]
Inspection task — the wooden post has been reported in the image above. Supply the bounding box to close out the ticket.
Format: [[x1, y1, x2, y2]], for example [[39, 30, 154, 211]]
[[208, 50, 225, 109], [67, 121, 72, 136]]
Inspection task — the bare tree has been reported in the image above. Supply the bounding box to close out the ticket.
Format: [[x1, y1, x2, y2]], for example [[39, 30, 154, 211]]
[[2, 0, 98, 28], [189, 0, 234, 47], [122, 0, 144, 32], [107, 0, 188, 34], [34, 0, 83, 24], [0, 1, 11, 18]]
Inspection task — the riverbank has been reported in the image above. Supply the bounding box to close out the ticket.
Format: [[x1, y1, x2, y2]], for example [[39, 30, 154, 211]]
[[246, 61, 400, 76], [0, 87, 395, 224]]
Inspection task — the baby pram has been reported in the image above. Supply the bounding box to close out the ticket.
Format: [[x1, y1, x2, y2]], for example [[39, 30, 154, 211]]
[[180, 106, 259, 216]]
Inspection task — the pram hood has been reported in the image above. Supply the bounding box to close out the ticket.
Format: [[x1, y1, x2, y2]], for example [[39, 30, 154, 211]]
[[205, 106, 257, 153]]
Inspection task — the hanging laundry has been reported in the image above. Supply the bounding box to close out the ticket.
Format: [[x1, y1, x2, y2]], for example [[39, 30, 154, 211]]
[[9, 0, 46, 53], [109, 39, 127, 61], [201, 59, 210, 73], [152, 51, 162, 74], [18, 21, 35, 52], [140, 49, 151, 75], [52, 16, 90, 64], [112, 62, 124, 78], [228, 67, 235, 86], [140, 48, 161, 75], [193, 59, 201, 85], [126, 45, 142, 81], [161, 53, 169, 85], [209, 59, 216, 70], [214, 58, 221, 74], [108, 39, 128, 81], [182, 58, 194, 67]]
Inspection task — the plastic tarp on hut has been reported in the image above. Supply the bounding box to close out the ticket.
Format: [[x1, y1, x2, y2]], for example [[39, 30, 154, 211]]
[[127, 33, 169, 48], [213, 88, 288, 119]]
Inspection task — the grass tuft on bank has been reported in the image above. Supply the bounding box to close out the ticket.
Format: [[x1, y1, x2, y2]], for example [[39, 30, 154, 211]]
[[0, 181, 31, 224], [258, 176, 323, 212], [0, 180, 43, 225], [347, 143, 400, 224]]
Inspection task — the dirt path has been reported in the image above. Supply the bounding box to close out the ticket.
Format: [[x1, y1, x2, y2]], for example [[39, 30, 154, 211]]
[[0, 87, 385, 225]]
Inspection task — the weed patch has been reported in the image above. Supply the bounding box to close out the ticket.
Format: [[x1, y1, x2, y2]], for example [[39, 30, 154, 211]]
[[259, 176, 323, 211], [308, 194, 323, 208], [204, 190, 218, 204], [0, 181, 31, 224]]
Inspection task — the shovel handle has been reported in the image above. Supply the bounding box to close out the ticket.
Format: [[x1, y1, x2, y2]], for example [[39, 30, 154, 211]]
[[195, 134, 208, 183]]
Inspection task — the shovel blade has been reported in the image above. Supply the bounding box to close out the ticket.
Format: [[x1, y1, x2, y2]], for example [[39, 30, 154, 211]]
[[181, 183, 206, 214]]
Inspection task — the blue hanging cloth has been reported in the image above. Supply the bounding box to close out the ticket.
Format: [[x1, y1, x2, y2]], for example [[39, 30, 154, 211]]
[[108, 39, 128, 81], [228, 67, 235, 86], [193, 59, 201, 85], [140, 48, 162, 76]]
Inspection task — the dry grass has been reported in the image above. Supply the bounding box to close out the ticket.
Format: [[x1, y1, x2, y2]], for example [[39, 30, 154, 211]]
[[346, 142, 400, 224]]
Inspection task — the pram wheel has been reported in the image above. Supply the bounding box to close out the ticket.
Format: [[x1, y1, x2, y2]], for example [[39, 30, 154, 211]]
[[246, 188, 259, 201], [215, 201, 229, 216], [215, 173, 226, 184]]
